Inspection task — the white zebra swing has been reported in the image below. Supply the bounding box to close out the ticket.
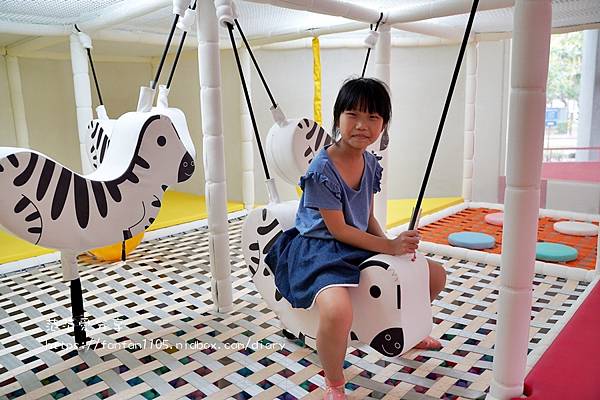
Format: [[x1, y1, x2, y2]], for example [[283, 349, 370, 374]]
[[0, 0, 198, 347], [217, 3, 454, 356]]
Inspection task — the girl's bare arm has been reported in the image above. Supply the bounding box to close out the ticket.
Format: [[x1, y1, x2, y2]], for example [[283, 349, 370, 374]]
[[320, 207, 419, 255]]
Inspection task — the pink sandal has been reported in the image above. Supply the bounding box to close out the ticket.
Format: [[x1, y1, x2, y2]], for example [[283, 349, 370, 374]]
[[323, 378, 347, 400], [414, 336, 442, 350]]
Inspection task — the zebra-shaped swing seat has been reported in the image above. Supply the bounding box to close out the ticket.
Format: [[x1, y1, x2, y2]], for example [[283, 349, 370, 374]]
[[241, 201, 433, 357], [0, 112, 195, 253], [243, 116, 430, 357]]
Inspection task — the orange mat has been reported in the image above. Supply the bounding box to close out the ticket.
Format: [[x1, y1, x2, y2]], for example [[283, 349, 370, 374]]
[[419, 208, 598, 270]]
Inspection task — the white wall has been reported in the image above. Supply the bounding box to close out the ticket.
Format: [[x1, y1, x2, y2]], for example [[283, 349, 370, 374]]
[[472, 40, 511, 203], [0, 56, 17, 147], [388, 45, 465, 199]]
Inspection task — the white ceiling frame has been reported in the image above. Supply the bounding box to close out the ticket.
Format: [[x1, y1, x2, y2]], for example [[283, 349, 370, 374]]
[[243, 0, 381, 24], [386, 0, 515, 24]]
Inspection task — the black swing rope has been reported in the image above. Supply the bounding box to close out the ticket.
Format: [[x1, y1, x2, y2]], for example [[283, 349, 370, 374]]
[[408, 0, 479, 230], [74, 24, 104, 106], [166, 1, 198, 89], [234, 19, 278, 109], [361, 12, 384, 78], [151, 14, 180, 89], [226, 22, 272, 180]]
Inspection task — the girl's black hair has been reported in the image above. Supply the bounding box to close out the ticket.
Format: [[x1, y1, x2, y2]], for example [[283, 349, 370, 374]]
[[332, 77, 392, 133]]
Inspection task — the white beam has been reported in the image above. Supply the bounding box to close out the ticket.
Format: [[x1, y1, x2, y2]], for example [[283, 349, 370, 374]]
[[387, 0, 515, 25], [248, 21, 368, 46], [488, 0, 552, 399], [258, 36, 458, 49], [6, 37, 67, 57], [393, 21, 464, 40], [0, 21, 72, 36], [14, 51, 152, 63], [244, 0, 381, 23]]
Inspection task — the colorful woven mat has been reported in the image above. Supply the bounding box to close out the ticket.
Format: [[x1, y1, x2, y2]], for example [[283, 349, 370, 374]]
[[0, 219, 590, 399]]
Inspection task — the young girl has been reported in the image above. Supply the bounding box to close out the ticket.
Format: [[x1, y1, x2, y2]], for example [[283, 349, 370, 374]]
[[266, 77, 446, 400]]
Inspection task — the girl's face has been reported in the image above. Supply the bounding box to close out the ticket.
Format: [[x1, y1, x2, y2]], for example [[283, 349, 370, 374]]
[[337, 109, 384, 150]]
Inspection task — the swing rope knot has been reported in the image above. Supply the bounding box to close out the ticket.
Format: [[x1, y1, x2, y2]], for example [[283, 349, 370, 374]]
[[177, 8, 197, 32], [364, 30, 379, 49], [215, 0, 237, 28]]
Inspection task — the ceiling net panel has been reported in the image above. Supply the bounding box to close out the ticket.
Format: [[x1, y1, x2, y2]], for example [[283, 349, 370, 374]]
[[0, 0, 128, 26]]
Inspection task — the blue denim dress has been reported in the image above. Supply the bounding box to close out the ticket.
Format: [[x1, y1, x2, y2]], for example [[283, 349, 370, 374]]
[[265, 146, 383, 309]]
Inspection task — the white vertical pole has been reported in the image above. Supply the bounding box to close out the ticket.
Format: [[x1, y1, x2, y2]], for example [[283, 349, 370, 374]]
[[240, 49, 255, 210], [488, 1, 552, 400], [462, 43, 477, 201], [197, 0, 233, 313], [373, 23, 391, 228], [69, 33, 94, 174], [6, 56, 30, 148]]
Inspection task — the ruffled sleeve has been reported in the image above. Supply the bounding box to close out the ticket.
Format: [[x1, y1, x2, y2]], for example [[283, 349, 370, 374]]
[[299, 169, 342, 210], [373, 158, 384, 194]]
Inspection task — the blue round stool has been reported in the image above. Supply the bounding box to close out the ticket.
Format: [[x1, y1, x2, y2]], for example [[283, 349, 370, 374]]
[[448, 232, 496, 250], [536, 242, 578, 262]]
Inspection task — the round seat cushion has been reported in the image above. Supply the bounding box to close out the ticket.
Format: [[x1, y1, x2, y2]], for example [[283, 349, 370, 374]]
[[484, 212, 504, 226], [536, 242, 578, 262], [553, 221, 598, 237], [448, 232, 496, 250]]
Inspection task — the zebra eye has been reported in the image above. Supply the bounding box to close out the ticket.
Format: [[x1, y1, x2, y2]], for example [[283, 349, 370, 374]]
[[370, 285, 381, 298], [157, 136, 166, 146]]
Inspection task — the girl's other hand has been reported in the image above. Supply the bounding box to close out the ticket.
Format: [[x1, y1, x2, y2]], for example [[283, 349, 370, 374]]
[[388, 230, 420, 255]]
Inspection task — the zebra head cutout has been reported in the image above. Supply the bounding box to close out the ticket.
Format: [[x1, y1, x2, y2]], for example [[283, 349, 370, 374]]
[[266, 118, 333, 186], [0, 113, 195, 252]]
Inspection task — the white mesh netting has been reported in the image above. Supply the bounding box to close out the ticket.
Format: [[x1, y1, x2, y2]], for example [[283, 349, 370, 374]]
[[0, 0, 128, 26], [0, 0, 598, 41]]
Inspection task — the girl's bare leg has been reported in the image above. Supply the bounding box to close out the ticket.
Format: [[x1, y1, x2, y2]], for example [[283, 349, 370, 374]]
[[415, 259, 447, 350], [427, 259, 447, 301], [315, 286, 353, 384]]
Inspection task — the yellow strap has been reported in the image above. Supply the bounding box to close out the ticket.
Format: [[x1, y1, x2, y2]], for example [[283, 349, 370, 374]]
[[312, 36, 322, 126]]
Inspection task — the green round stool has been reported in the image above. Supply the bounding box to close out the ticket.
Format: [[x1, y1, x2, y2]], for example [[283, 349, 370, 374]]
[[535, 242, 578, 262]]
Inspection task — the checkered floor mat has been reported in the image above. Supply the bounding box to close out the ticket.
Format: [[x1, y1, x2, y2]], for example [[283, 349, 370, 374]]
[[0, 218, 590, 399]]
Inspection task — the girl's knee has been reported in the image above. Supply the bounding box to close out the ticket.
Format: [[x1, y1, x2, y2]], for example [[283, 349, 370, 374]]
[[428, 260, 447, 288], [320, 306, 353, 332], [317, 289, 353, 329]]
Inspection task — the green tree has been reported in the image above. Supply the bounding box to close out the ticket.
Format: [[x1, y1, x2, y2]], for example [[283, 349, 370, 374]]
[[547, 31, 583, 105]]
